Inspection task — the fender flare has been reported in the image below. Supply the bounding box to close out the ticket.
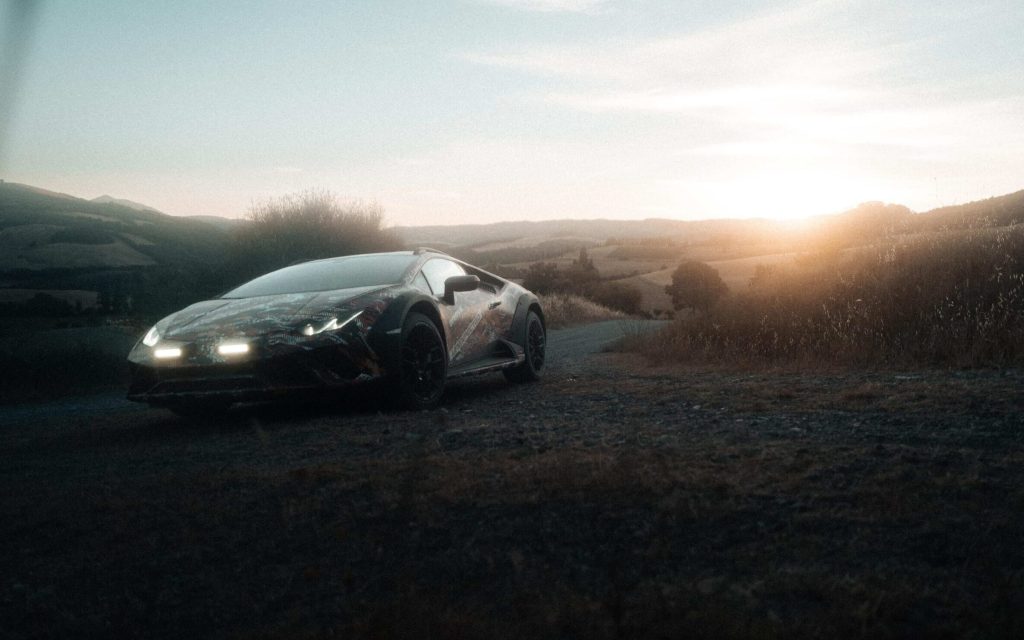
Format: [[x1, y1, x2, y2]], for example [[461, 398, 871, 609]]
[[368, 292, 447, 375], [509, 292, 544, 343]]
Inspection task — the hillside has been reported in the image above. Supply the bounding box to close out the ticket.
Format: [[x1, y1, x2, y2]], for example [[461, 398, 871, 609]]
[[396, 217, 787, 250], [2, 180, 1021, 318], [90, 195, 163, 213], [0, 182, 228, 272]]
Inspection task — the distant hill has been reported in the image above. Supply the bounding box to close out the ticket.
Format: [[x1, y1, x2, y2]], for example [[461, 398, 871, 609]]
[[0, 181, 228, 272], [90, 195, 163, 214], [396, 217, 787, 250], [399, 190, 1024, 261], [185, 214, 242, 231], [909, 190, 1024, 232]]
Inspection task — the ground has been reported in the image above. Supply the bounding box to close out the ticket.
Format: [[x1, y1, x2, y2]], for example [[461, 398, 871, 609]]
[[2, 321, 1023, 639]]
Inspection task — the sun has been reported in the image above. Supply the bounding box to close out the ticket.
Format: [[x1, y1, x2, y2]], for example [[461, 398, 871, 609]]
[[683, 169, 879, 222]]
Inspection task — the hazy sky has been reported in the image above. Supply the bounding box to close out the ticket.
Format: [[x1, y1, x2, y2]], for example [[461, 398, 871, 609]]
[[1, 0, 1022, 224]]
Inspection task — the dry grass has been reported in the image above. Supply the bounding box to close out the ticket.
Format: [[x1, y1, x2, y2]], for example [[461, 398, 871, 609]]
[[624, 225, 1024, 367], [4, 365, 1023, 639], [538, 292, 626, 328]]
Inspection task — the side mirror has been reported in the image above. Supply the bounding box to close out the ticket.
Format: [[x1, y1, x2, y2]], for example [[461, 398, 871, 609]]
[[443, 274, 480, 304]]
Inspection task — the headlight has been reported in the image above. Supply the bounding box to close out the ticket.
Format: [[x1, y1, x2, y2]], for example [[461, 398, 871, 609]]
[[301, 310, 363, 336], [217, 341, 250, 356], [154, 347, 182, 359], [143, 325, 161, 347]]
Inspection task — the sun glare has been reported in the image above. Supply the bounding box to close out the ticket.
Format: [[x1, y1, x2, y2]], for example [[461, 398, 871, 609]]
[[687, 169, 877, 223]]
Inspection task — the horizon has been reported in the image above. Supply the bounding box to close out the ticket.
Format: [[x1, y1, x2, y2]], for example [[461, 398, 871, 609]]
[[7, 177, 1018, 229], [1, 1, 1022, 225]]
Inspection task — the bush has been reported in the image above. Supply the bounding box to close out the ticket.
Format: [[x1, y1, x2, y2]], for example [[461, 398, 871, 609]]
[[538, 293, 625, 329], [229, 189, 400, 281], [588, 281, 643, 315], [628, 226, 1024, 367], [664, 261, 728, 312], [523, 262, 567, 295]]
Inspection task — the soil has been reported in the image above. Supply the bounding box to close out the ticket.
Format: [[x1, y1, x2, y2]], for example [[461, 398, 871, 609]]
[[2, 321, 1023, 639]]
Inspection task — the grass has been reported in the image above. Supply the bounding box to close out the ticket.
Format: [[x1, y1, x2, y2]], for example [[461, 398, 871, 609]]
[[3, 365, 1023, 638], [538, 292, 626, 328], [0, 323, 137, 403], [623, 225, 1024, 367]]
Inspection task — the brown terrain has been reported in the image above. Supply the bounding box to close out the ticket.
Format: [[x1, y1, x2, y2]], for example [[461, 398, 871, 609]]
[[2, 320, 1023, 638]]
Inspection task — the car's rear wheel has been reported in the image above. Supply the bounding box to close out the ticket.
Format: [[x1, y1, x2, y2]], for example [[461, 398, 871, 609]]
[[505, 310, 545, 383], [397, 312, 447, 409]]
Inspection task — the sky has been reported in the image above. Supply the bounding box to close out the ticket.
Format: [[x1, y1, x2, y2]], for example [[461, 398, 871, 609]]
[[0, 0, 1022, 225]]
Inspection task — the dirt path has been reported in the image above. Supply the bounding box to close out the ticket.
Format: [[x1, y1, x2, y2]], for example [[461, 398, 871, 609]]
[[2, 321, 1023, 639]]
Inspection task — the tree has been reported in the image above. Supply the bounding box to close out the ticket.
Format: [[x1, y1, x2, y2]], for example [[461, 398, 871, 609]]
[[589, 281, 643, 315], [567, 246, 599, 285], [229, 189, 399, 280], [523, 262, 565, 294], [665, 260, 728, 312]]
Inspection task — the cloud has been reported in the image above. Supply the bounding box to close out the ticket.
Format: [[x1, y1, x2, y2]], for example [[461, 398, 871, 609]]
[[452, 1, 1024, 217], [467, 1, 1024, 156], [473, 0, 611, 13]]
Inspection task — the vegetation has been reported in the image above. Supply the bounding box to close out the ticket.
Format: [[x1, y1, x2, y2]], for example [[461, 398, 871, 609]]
[[538, 293, 625, 328], [629, 226, 1024, 367], [0, 323, 136, 403], [664, 261, 728, 312], [522, 249, 644, 316], [587, 281, 643, 316], [5, 360, 1023, 638], [229, 189, 400, 282], [451, 239, 598, 267]]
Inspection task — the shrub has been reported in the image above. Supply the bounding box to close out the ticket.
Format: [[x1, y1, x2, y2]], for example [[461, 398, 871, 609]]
[[628, 226, 1024, 367], [664, 261, 728, 312], [229, 189, 399, 281], [538, 293, 625, 329], [588, 281, 643, 315], [523, 262, 567, 295]]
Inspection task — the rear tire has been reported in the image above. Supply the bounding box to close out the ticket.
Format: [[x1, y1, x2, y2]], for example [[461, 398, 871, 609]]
[[397, 312, 448, 409], [504, 310, 545, 383]]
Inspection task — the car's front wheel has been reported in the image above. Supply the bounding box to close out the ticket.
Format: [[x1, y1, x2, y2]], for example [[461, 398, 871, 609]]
[[397, 312, 447, 409], [504, 310, 545, 383]]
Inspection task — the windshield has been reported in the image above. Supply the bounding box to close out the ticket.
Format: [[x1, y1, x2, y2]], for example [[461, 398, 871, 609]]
[[222, 254, 415, 298]]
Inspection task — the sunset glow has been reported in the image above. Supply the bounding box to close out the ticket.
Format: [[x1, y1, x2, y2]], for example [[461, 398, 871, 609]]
[[1, 0, 1021, 224]]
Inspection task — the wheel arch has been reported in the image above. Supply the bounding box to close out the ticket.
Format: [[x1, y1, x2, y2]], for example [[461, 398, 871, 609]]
[[406, 300, 447, 350], [369, 292, 449, 376], [510, 292, 545, 342]]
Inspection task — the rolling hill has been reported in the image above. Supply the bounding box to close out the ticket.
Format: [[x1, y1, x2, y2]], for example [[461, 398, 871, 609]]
[[0, 181, 229, 272], [2, 179, 1022, 316]]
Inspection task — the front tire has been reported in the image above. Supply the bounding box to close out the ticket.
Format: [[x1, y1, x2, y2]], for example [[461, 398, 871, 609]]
[[505, 310, 545, 383], [397, 312, 448, 409]]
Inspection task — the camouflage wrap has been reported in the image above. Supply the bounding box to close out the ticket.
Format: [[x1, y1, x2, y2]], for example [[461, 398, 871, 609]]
[[127, 251, 540, 406]]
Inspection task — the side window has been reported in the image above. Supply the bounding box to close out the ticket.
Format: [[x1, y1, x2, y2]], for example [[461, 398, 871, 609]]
[[421, 259, 465, 296], [412, 271, 432, 294]]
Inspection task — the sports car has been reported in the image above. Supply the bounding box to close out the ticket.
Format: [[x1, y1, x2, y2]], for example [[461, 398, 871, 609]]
[[127, 249, 546, 415]]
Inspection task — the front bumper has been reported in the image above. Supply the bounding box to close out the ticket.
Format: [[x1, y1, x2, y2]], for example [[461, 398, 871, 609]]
[[127, 335, 385, 405]]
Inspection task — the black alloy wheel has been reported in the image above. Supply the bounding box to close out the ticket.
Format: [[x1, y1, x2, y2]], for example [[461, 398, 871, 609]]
[[398, 312, 447, 409], [505, 310, 545, 383]]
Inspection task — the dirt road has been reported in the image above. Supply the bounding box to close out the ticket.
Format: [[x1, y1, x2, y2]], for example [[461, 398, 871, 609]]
[[2, 320, 1023, 639]]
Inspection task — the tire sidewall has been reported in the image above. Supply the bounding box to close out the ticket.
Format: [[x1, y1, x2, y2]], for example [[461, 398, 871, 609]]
[[397, 312, 447, 409], [523, 311, 545, 376]]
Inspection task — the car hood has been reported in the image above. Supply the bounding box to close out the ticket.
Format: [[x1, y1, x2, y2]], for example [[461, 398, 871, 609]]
[[160, 284, 393, 340]]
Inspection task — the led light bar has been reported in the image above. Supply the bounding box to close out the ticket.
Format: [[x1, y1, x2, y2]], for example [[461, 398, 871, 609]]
[[217, 342, 250, 356], [154, 347, 182, 359]]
